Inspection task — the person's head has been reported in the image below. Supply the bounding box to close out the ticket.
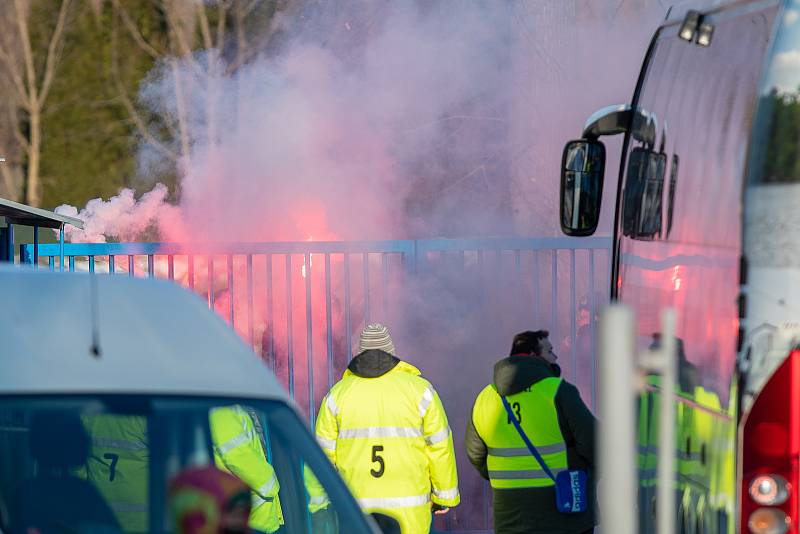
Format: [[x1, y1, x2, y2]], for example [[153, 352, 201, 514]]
[[169, 466, 251, 534], [30, 411, 90, 475], [509, 330, 557, 364], [357, 323, 397, 357]]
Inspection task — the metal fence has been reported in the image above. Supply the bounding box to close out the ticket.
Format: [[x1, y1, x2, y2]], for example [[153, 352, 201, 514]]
[[21, 236, 611, 532]]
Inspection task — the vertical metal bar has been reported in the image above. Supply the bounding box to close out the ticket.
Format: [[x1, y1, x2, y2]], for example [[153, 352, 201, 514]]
[[227, 254, 234, 325], [344, 253, 352, 360], [247, 255, 254, 347], [168, 255, 175, 281], [208, 255, 215, 308], [188, 255, 195, 290], [285, 255, 294, 397], [109, 255, 115, 275], [363, 252, 370, 324], [570, 249, 577, 383], [147, 254, 155, 278], [532, 250, 540, 322], [59, 224, 64, 272], [33, 225, 39, 266], [48, 256, 54, 271], [89, 256, 95, 273], [325, 254, 333, 389], [3, 225, 10, 263], [382, 253, 389, 321], [589, 250, 597, 409], [599, 305, 637, 534], [304, 252, 314, 425], [551, 250, 558, 347], [266, 254, 275, 373], [514, 249, 521, 272], [658, 309, 677, 534], [128, 255, 134, 277], [69, 256, 75, 272]]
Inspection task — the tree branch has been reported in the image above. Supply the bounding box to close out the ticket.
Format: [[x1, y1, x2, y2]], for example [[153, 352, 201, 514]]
[[0, 41, 30, 105], [13, 125, 30, 155], [243, 0, 263, 17], [165, 3, 194, 57], [215, 2, 228, 50], [197, 3, 213, 50], [111, 0, 162, 60], [110, 19, 178, 163], [13, 0, 39, 108], [39, 0, 72, 107]]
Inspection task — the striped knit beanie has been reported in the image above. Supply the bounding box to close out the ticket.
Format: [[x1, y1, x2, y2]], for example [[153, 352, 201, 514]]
[[357, 323, 397, 356]]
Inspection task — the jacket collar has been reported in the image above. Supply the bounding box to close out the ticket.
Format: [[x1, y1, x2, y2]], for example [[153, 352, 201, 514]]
[[344, 349, 421, 378], [493, 355, 557, 396]]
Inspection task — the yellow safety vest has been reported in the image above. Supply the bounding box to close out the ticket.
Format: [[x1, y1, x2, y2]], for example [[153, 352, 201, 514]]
[[316, 361, 460, 534], [209, 405, 283, 533], [472, 378, 568, 489], [82, 415, 149, 532]]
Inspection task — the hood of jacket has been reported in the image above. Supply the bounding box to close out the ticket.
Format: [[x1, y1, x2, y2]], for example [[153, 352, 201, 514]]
[[493, 355, 557, 396], [345, 349, 421, 378]]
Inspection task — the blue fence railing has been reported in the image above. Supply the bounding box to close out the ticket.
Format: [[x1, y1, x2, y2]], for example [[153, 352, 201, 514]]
[[20, 236, 611, 396]]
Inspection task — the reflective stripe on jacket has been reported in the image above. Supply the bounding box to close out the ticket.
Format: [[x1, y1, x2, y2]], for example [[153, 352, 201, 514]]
[[209, 405, 283, 533], [82, 415, 149, 531], [472, 377, 568, 489], [316, 358, 459, 534]]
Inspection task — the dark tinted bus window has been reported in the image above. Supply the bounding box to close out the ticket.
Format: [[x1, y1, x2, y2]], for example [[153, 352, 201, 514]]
[[666, 154, 678, 237], [622, 147, 666, 239]]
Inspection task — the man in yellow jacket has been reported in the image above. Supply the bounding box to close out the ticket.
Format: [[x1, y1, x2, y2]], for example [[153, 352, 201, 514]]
[[210, 405, 284, 533], [316, 323, 459, 534]]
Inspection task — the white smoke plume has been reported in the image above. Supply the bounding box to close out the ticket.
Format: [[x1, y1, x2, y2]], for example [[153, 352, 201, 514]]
[[57, 1, 665, 244], [54, 183, 184, 243]]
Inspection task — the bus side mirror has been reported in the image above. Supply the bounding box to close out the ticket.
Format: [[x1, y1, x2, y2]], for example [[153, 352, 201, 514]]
[[560, 139, 606, 236]]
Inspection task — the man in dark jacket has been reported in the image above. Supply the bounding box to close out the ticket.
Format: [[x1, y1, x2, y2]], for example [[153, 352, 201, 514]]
[[465, 330, 596, 534]]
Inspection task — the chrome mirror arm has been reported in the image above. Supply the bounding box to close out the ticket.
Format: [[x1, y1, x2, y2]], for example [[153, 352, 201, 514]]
[[582, 104, 657, 149]]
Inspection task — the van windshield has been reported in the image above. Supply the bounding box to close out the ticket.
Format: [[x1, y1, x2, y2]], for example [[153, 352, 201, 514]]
[[0, 395, 370, 534]]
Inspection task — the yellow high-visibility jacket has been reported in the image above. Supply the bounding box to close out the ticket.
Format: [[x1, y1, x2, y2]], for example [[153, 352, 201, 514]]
[[316, 356, 459, 534], [82, 415, 149, 532], [472, 378, 568, 489], [209, 405, 283, 533]]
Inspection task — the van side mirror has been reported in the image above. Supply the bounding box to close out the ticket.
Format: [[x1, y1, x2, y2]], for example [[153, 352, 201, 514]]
[[560, 139, 606, 236]]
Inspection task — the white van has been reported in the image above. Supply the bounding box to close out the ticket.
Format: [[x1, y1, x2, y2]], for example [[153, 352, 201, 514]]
[[0, 268, 387, 533]]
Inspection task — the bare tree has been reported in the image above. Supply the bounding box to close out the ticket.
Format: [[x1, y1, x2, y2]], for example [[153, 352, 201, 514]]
[[109, 0, 285, 188], [0, 0, 73, 206]]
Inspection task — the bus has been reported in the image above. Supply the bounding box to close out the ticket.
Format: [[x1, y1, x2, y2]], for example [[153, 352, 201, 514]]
[[559, 1, 800, 533]]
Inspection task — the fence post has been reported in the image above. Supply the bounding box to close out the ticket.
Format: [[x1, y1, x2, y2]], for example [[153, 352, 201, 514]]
[[599, 304, 637, 534]]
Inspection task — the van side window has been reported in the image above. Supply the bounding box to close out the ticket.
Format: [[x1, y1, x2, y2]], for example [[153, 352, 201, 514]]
[[622, 146, 666, 239]]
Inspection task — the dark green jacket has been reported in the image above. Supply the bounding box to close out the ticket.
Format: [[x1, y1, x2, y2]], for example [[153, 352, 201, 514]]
[[465, 356, 597, 534]]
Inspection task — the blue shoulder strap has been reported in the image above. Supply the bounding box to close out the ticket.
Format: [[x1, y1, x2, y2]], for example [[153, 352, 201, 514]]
[[500, 394, 556, 481]]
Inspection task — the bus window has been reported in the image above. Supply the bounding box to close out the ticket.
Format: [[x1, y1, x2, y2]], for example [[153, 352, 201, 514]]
[[666, 154, 679, 238], [622, 146, 666, 240]]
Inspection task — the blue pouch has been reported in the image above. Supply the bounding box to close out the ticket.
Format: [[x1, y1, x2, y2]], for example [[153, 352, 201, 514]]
[[554, 469, 588, 513], [501, 395, 588, 514]]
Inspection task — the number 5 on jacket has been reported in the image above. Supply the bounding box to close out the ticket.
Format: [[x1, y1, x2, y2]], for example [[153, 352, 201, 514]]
[[370, 445, 385, 477]]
